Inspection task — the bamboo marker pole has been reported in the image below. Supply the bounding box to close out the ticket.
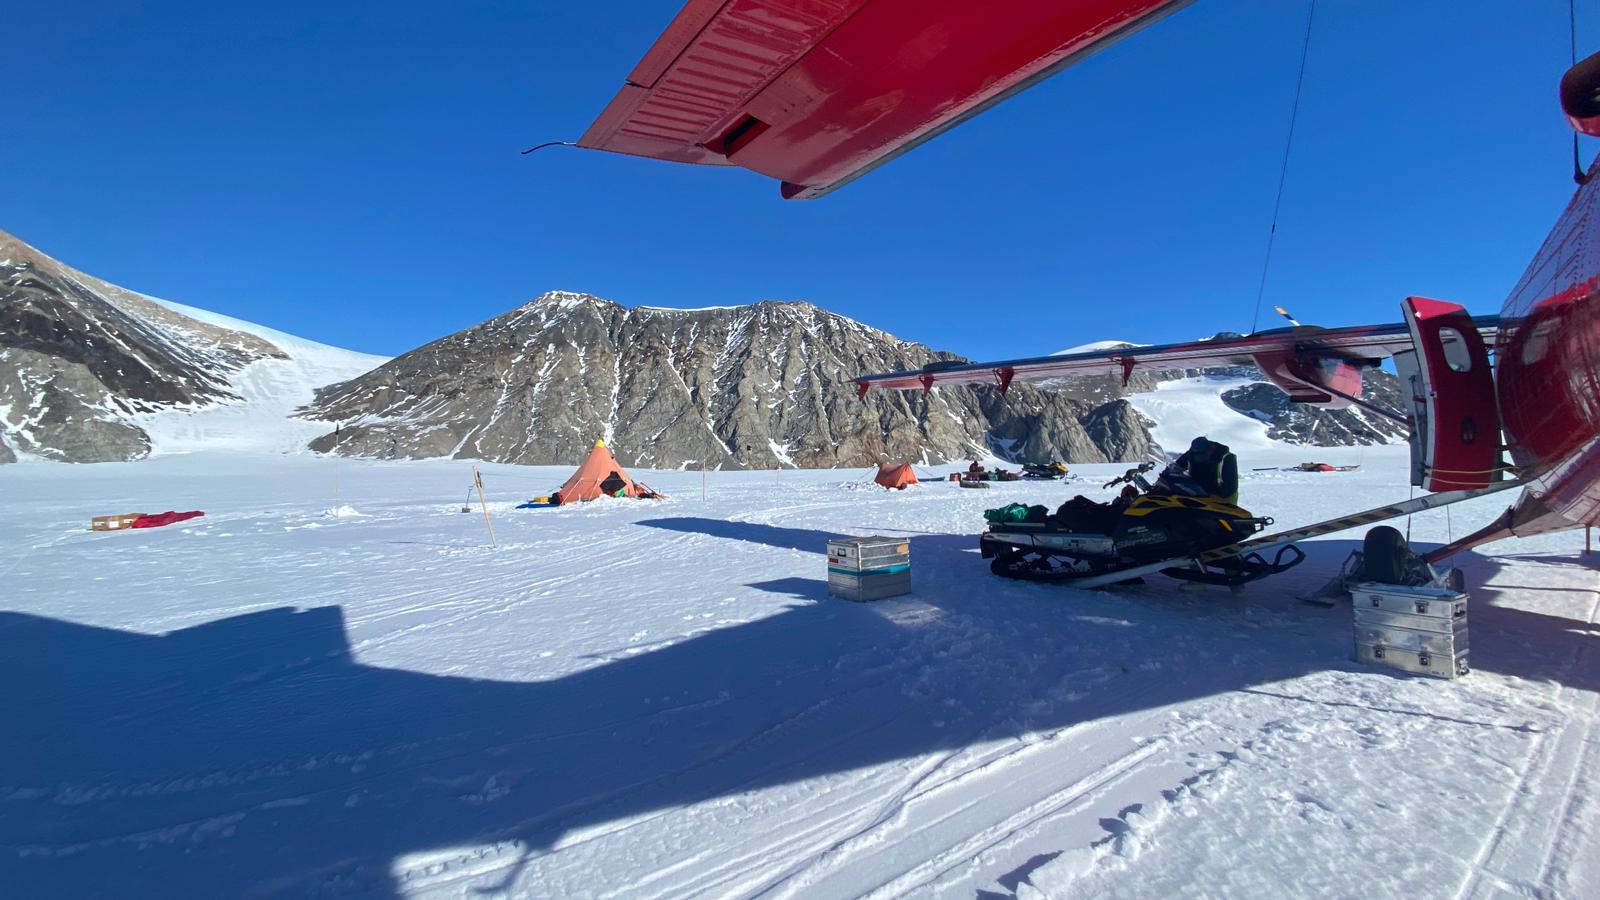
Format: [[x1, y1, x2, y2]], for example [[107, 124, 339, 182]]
[[333, 421, 342, 512], [701, 462, 707, 502], [472, 465, 497, 548]]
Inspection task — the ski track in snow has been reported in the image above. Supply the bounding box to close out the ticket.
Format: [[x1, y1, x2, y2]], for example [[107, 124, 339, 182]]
[[1451, 583, 1600, 900], [4, 447, 1598, 899]]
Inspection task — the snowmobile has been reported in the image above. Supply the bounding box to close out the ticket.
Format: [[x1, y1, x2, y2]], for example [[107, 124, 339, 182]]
[[1020, 462, 1070, 480], [980, 462, 1306, 587]]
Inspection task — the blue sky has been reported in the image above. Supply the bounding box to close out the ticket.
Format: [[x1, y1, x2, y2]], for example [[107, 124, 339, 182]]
[[6, 1, 1589, 360]]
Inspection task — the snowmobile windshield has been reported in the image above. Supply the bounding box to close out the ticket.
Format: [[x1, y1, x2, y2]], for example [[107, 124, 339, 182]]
[[1154, 471, 1213, 498]]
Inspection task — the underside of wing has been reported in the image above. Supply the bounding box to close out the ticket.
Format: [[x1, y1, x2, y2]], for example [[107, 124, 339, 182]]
[[856, 317, 1502, 407], [578, 0, 1194, 199]]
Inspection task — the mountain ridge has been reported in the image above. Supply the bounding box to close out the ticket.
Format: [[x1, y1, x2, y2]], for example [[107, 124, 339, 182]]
[[1, 232, 1404, 466], [297, 290, 1158, 469], [0, 229, 384, 462]]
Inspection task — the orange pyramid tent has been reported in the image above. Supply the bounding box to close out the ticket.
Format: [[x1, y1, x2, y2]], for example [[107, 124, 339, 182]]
[[558, 440, 643, 502], [874, 463, 918, 490]]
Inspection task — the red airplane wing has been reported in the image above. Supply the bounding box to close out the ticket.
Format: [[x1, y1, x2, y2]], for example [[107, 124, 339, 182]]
[[578, 0, 1194, 199], [854, 317, 1502, 399]]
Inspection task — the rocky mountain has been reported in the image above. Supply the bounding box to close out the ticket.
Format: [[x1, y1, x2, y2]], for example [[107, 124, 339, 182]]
[[298, 292, 1404, 470], [2, 230, 1406, 468], [298, 292, 1162, 469], [1221, 374, 1407, 445], [0, 230, 290, 462]]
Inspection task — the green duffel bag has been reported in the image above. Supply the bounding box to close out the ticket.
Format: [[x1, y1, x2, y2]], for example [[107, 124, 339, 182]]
[[982, 503, 1022, 523]]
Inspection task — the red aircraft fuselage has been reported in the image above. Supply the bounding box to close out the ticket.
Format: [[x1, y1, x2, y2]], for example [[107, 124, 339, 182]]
[[1491, 160, 1600, 538]]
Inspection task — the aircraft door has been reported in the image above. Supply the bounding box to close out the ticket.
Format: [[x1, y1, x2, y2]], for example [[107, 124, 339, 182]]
[[1401, 297, 1501, 490]]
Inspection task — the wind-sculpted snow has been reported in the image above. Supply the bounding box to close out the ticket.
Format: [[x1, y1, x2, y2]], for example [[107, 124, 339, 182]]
[[2, 449, 1594, 897]]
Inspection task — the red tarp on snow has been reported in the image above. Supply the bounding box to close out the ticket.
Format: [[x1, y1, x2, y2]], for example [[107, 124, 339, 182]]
[[130, 511, 205, 529]]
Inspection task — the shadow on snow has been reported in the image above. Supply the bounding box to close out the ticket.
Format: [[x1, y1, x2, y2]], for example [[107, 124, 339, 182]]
[[2, 518, 1593, 896]]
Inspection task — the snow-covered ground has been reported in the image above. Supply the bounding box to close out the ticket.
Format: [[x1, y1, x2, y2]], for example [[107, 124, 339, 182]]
[[4, 445, 1596, 898]]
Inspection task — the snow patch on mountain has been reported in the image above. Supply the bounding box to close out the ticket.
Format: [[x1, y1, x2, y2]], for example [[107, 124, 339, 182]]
[[0, 229, 386, 462], [1123, 375, 1276, 455], [134, 296, 387, 455], [1055, 339, 1149, 355]]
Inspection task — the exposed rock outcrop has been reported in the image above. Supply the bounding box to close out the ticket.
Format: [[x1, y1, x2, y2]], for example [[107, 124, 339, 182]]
[[1081, 399, 1159, 461], [2, 230, 1408, 468], [0, 231, 287, 462], [1221, 373, 1407, 445], [300, 293, 1153, 469]]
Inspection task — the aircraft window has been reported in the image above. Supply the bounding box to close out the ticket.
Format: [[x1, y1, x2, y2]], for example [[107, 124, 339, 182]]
[[1521, 320, 1554, 366], [1438, 327, 1472, 372]]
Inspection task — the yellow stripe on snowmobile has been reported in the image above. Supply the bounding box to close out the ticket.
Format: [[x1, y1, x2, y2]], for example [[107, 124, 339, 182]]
[[1122, 495, 1251, 517]]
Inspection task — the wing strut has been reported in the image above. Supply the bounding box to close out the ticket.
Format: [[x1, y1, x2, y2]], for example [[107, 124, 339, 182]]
[[1067, 478, 1525, 589]]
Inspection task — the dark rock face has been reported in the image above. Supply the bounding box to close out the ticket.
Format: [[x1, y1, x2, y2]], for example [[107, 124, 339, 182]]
[[301, 293, 1156, 469], [0, 228, 1409, 468], [1081, 399, 1159, 461], [0, 351, 152, 462], [0, 230, 286, 462], [1221, 371, 1407, 445]]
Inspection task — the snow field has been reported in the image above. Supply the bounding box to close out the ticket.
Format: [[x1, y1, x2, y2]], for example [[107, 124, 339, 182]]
[[2, 446, 1596, 898], [129, 295, 388, 456], [1124, 375, 1277, 453]]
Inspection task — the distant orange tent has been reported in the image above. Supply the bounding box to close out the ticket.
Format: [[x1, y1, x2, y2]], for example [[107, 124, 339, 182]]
[[557, 440, 646, 503], [875, 463, 918, 490]]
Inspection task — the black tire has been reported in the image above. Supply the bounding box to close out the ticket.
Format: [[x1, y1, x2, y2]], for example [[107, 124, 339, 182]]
[[1362, 525, 1409, 584]]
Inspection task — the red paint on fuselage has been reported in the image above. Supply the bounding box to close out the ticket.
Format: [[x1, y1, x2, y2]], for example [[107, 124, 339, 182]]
[[1494, 162, 1600, 531]]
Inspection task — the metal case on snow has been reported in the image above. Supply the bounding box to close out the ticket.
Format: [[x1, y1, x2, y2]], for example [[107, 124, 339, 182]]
[[1350, 582, 1470, 679], [1354, 618, 1468, 657], [1352, 582, 1468, 619], [827, 570, 913, 601], [827, 536, 911, 602], [826, 537, 910, 572], [1354, 642, 1470, 679]]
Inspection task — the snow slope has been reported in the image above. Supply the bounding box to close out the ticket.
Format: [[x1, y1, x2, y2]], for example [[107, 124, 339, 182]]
[[130, 296, 387, 455], [1054, 339, 1148, 355], [1123, 374, 1277, 455], [3, 447, 1594, 898]]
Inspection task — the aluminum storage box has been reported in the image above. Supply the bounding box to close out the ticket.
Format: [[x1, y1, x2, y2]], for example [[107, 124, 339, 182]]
[[1351, 582, 1468, 619], [1353, 606, 1465, 635], [1355, 642, 1470, 679], [828, 569, 913, 601], [1350, 582, 1469, 679], [1354, 619, 1467, 657], [826, 536, 910, 572], [827, 536, 911, 601]]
